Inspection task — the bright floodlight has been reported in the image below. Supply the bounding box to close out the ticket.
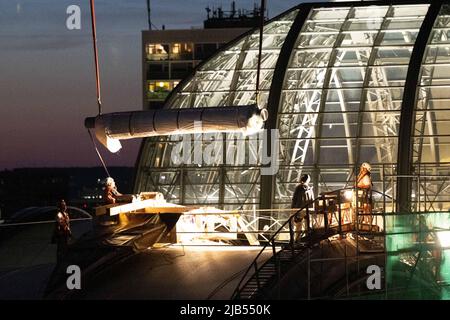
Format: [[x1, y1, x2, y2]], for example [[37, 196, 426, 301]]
[[437, 230, 450, 247], [344, 190, 354, 201], [105, 137, 122, 153]]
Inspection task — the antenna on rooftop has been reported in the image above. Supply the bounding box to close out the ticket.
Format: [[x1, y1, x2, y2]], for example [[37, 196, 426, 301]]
[[255, 0, 266, 107], [146, 0, 159, 30], [147, 0, 151, 30]]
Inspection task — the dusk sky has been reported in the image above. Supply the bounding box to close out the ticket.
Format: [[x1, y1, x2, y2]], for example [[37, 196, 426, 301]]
[[0, 0, 307, 170]]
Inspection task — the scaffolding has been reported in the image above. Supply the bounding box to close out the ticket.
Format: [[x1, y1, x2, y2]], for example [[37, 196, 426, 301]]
[[135, 1, 449, 216], [231, 187, 450, 300]]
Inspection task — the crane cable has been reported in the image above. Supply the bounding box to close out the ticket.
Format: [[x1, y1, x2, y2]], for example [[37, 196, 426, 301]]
[[255, 0, 266, 107], [87, 129, 111, 178], [90, 0, 102, 115], [87, 0, 111, 179]]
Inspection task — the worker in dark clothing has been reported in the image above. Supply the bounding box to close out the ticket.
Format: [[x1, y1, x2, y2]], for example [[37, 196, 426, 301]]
[[291, 174, 314, 210], [291, 174, 314, 241], [52, 199, 71, 263]]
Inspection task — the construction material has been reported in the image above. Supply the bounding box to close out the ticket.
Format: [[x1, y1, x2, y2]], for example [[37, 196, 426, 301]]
[[94, 191, 178, 216], [110, 200, 186, 216], [85, 104, 268, 152]]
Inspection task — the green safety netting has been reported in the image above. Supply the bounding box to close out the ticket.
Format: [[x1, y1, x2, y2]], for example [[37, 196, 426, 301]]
[[379, 212, 450, 299]]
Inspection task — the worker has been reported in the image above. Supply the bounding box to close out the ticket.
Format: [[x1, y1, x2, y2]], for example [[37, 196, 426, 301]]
[[52, 199, 72, 263], [356, 162, 373, 223], [357, 162, 372, 189], [104, 177, 123, 204], [292, 174, 314, 209], [101, 177, 136, 227], [291, 174, 314, 241]]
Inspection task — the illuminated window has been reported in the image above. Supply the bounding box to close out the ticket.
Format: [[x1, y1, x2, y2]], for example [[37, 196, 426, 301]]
[[148, 81, 170, 92], [158, 81, 170, 90], [170, 43, 193, 60], [147, 81, 175, 101], [147, 44, 169, 61], [172, 43, 180, 54]]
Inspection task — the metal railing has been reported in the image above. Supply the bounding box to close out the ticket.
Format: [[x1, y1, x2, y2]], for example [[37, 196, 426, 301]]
[[0, 218, 93, 271], [232, 187, 391, 299]]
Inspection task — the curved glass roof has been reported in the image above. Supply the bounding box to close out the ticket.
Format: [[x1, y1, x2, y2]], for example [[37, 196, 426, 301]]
[[135, 2, 450, 214], [167, 8, 298, 109]]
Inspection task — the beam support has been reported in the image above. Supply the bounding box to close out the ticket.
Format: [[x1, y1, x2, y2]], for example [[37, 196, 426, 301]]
[[259, 4, 312, 210], [396, 1, 442, 213]]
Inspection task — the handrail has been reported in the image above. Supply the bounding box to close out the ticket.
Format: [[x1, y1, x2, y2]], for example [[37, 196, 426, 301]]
[[0, 217, 92, 227], [232, 187, 390, 299]]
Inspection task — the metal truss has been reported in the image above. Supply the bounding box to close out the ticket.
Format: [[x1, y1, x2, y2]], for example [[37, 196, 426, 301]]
[[134, 1, 450, 218], [135, 10, 298, 213], [411, 15, 450, 212]]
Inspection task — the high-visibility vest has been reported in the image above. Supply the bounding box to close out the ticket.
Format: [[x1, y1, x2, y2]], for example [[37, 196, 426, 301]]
[[357, 172, 371, 189]]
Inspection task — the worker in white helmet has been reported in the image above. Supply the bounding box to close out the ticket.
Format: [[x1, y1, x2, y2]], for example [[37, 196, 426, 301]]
[[357, 162, 372, 189], [104, 177, 123, 205], [356, 162, 373, 223]]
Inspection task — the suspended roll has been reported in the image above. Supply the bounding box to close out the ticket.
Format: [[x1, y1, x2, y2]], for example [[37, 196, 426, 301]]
[[85, 104, 268, 153]]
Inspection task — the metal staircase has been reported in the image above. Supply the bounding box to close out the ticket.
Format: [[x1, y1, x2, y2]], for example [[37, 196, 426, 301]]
[[232, 187, 389, 299]]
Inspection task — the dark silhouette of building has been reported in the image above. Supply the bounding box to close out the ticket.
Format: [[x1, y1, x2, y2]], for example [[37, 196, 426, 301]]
[[142, 2, 264, 109], [0, 167, 133, 218]]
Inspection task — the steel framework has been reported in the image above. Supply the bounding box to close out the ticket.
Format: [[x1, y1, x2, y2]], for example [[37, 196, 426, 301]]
[[134, 1, 450, 217]]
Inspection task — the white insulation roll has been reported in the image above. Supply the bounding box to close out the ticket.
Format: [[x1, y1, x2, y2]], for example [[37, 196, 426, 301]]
[[85, 104, 268, 153]]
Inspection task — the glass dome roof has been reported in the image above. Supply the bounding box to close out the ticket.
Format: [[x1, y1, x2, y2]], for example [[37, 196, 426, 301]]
[[135, 1, 450, 214]]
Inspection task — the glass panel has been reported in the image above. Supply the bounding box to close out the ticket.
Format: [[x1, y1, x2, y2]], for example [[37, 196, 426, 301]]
[[353, 6, 389, 19], [391, 5, 429, 17], [340, 31, 377, 46], [290, 49, 332, 67], [379, 31, 419, 45], [320, 112, 358, 138], [412, 4, 450, 212], [371, 47, 412, 66], [329, 67, 365, 88], [368, 66, 408, 87], [333, 48, 371, 66], [319, 140, 354, 165], [309, 8, 350, 20], [325, 88, 363, 112], [424, 45, 450, 64], [285, 68, 327, 89]]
